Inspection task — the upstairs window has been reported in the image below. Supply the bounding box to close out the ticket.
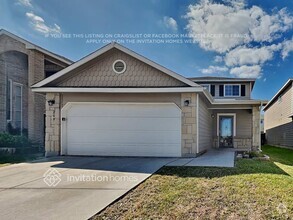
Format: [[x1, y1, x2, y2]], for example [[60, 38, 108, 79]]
[[224, 85, 240, 97]]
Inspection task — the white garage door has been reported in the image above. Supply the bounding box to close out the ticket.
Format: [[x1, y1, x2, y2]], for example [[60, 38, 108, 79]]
[[61, 103, 181, 157]]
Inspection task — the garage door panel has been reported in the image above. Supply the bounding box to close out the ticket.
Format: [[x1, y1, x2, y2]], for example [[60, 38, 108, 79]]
[[63, 103, 181, 157], [68, 104, 180, 118], [67, 117, 181, 131], [67, 143, 181, 157], [67, 130, 181, 144]]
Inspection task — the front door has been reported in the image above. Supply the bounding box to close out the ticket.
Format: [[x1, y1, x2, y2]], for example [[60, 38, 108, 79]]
[[219, 116, 234, 148]]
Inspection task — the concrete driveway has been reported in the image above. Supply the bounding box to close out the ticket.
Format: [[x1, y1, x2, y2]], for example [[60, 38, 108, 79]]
[[0, 156, 175, 220]]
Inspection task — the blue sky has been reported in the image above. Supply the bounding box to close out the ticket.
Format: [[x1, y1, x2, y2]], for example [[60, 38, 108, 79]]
[[1, 0, 293, 101]]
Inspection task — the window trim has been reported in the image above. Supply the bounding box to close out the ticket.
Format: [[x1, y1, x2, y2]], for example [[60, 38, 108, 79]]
[[201, 84, 211, 92], [13, 82, 23, 134], [112, 59, 126, 74], [217, 113, 237, 137], [7, 79, 13, 122], [224, 84, 241, 97]]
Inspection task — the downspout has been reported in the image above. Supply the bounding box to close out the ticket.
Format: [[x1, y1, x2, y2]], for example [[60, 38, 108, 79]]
[[259, 101, 263, 152], [196, 93, 199, 154]]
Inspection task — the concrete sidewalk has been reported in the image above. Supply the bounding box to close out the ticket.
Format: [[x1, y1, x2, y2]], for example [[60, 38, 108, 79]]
[[166, 149, 235, 167]]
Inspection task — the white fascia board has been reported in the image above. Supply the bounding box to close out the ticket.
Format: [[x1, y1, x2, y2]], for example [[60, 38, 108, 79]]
[[213, 99, 267, 105], [32, 87, 204, 93], [32, 42, 198, 88]]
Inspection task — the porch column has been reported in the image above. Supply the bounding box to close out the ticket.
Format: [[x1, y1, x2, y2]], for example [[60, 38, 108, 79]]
[[252, 106, 261, 151], [181, 93, 198, 156], [45, 93, 61, 156]]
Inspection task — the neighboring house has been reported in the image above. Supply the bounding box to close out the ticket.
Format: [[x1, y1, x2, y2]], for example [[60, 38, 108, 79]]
[[0, 29, 72, 144], [264, 79, 293, 148], [32, 43, 265, 157]]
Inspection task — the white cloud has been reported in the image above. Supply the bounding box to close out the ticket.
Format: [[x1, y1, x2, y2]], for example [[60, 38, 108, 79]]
[[230, 65, 261, 78], [185, 0, 293, 79], [281, 38, 293, 59], [224, 44, 282, 67], [185, 0, 293, 53], [201, 65, 228, 74], [163, 16, 178, 31], [17, 0, 32, 7], [214, 55, 223, 63], [26, 12, 61, 34]]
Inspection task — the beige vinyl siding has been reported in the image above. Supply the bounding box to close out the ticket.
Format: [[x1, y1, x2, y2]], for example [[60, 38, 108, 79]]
[[265, 85, 292, 130], [266, 123, 293, 147], [264, 83, 293, 148], [197, 82, 251, 100], [198, 96, 212, 152]]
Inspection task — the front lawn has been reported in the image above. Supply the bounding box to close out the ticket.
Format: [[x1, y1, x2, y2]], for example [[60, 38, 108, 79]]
[[94, 145, 293, 219]]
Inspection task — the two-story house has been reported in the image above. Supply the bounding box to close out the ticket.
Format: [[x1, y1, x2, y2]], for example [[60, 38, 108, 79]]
[[264, 79, 293, 148], [189, 77, 264, 150], [0, 29, 72, 144], [32, 42, 265, 157]]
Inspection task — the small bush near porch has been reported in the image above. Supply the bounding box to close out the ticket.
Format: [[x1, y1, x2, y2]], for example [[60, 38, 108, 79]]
[[94, 145, 293, 219], [0, 133, 44, 166]]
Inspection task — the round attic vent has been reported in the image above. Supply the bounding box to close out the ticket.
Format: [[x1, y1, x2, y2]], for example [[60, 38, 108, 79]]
[[113, 60, 126, 74]]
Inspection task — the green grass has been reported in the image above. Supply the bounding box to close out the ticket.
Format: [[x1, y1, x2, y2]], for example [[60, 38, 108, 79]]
[[94, 146, 293, 220], [262, 145, 293, 177]]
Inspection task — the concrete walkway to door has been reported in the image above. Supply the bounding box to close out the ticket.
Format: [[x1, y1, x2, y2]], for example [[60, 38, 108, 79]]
[[166, 148, 235, 167]]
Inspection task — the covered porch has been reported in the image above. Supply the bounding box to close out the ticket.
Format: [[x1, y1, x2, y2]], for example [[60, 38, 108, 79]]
[[210, 106, 261, 151]]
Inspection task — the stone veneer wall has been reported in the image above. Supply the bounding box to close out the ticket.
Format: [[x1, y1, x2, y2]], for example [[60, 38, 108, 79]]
[[212, 137, 252, 150], [234, 138, 252, 150], [181, 93, 198, 156], [45, 93, 60, 156]]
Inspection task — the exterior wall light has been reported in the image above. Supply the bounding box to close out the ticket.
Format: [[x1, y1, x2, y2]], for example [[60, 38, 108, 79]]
[[48, 100, 55, 106], [184, 100, 190, 106]]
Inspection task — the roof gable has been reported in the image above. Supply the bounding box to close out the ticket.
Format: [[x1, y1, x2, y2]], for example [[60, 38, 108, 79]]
[[32, 42, 198, 88], [56, 48, 187, 87]]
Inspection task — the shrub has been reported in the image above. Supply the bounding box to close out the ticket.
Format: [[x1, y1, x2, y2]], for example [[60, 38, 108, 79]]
[[0, 133, 31, 148]]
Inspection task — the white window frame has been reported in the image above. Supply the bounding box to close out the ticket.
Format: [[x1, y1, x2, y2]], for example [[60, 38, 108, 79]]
[[112, 59, 126, 74], [201, 84, 211, 92], [7, 79, 13, 122], [14, 82, 23, 134], [217, 113, 236, 137], [224, 84, 240, 97]]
